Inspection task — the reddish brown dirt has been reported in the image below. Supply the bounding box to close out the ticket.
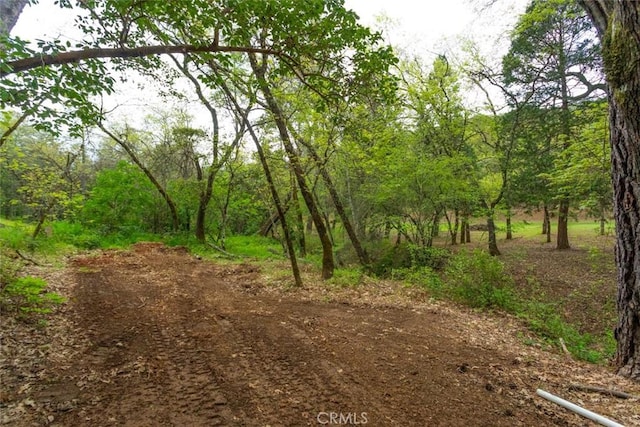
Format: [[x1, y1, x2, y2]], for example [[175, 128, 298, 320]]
[[2, 242, 639, 426]]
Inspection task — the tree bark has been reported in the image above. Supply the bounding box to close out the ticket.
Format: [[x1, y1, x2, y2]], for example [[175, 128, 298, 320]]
[[487, 215, 501, 256], [465, 221, 471, 244], [250, 53, 334, 280], [1, 43, 276, 77], [449, 209, 459, 245], [543, 204, 552, 243], [291, 172, 307, 257], [506, 209, 513, 240], [482, 200, 500, 255], [557, 198, 571, 249], [578, 0, 640, 380], [556, 17, 573, 251], [0, 0, 29, 35]]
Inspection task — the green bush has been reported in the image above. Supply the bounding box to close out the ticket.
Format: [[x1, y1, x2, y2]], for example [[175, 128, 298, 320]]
[[408, 245, 450, 270], [82, 162, 159, 234], [443, 249, 518, 310], [400, 266, 443, 292], [52, 221, 101, 249], [1, 276, 65, 317], [0, 222, 33, 251]]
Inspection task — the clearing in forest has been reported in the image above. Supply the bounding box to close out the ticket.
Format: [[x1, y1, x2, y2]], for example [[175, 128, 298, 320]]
[[1, 242, 639, 426]]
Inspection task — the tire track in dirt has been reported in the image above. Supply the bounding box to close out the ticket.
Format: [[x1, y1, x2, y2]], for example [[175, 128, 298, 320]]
[[62, 246, 240, 426], [44, 243, 565, 426]]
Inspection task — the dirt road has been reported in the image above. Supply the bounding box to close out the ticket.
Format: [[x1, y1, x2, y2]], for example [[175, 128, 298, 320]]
[[2, 243, 639, 426]]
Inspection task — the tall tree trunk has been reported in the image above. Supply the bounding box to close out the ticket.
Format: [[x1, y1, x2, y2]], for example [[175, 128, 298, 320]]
[[465, 221, 471, 244], [506, 209, 513, 240], [578, 0, 640, 380], [171, 55, 245, 244], [557, 199, 571, 249], [247, 124, 302, 287], [447, 209, 459, 246], [482, 200, 501, 255], [487, 215, 501, 256], [250, 53, 334, 279], [291, 172, 306, 257], [290, 129, 370, 266], [0, 0, 29, 35], [217, 80, 302, 287], [543, 204, 552, 243], [556, 26, 572, 250]]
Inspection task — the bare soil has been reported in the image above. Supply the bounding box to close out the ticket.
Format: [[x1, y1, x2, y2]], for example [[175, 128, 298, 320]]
[[1, 242, 639, 426]]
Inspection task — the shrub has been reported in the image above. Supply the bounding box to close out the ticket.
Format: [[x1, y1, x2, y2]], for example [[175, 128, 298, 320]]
[[443, 249, 518, 310], [408, 245, 450, 270], [327, 268, 364, 288], [52, 221, 101, 249], [368, 243, 451, 277], [400, 266, 444, 292], [1, 276, 65, 317]]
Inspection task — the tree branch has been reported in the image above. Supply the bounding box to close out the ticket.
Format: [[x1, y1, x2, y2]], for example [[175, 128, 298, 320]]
[[1, 43, 278, 77], [0, 106, 32, 147]]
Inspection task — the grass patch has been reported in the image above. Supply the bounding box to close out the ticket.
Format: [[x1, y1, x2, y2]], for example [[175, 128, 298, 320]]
[[223, 235, 284, 259], [326, 268, 365, 288], [518, 300, 615, 363]]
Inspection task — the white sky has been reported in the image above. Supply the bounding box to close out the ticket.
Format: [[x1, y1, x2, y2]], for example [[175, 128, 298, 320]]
[[11, 0, 529, 130]]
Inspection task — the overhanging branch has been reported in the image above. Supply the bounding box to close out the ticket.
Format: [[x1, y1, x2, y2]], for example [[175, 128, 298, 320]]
[[1, 43, 277, 77]]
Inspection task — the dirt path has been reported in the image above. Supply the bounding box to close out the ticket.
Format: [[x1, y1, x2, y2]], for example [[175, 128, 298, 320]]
[[2, 243, 639, 426]]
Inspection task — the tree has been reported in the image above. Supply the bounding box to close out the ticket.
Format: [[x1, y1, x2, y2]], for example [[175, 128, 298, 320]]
[[82, 161, 156, 234], [503, 0, 605, 249], [0, 128, 84, 237], [576, 0, 640, 380], [0, 0, 28, 35], [2, 0, 396, 283], [401, 55, 476, 246], [547, 101, 611, 235], [98, 123, 181, 231]]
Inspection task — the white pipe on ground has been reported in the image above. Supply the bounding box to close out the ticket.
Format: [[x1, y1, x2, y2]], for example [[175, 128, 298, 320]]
[[536, 389, 624, 427]]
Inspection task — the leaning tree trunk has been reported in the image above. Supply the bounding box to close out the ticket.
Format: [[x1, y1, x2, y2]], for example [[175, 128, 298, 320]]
[[249, 53, 334, 279], [217, 79, 302, 287], [291, 172, 307, 257], [578, 0, 640, 380], [290, 130, 370, 266], [98, 123, 180, 231]]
